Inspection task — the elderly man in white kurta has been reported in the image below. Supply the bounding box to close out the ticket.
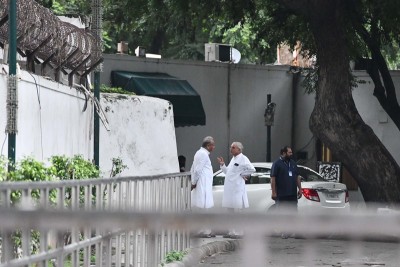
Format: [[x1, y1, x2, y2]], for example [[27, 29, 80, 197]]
[[190, 136, 215, 237], [217, 142, 255, 238]]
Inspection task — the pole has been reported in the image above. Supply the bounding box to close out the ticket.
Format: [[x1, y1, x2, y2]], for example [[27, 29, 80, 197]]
[[92, 0, 102, 167], [266, 94, 271, 162], [7, 0, 17, 170], [3, 0, 17, 262], [94, 72, 100, 167]]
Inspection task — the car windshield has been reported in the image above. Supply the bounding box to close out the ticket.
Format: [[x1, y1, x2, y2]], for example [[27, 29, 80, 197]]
[[213, 165, 327, 185], [250, 167, 271, 184], [213, 167, 271, 185]]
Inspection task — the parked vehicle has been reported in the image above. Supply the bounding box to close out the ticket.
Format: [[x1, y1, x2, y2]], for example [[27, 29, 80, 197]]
[[212, 162, 350, 213]]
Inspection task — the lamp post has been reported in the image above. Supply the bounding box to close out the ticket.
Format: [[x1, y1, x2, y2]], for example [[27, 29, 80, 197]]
[[264, 94, 276, 162]]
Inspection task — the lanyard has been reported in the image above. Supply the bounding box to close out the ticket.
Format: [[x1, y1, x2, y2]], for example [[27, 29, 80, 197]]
[[280, 157, 290, 169]]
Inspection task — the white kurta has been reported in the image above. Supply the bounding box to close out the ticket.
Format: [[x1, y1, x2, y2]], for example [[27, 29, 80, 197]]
[[190, 147, 214, 209], [221, 153, 255, 209]]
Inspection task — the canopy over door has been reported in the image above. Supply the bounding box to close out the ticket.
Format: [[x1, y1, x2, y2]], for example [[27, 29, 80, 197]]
[[111, 71, 206, 127]]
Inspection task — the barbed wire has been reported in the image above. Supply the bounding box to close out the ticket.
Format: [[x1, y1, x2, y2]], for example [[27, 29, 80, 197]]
[[0, 0, 102, 81]]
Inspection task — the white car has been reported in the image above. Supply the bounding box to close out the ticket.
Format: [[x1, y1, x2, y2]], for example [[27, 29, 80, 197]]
[[212, 162, 350, 213]]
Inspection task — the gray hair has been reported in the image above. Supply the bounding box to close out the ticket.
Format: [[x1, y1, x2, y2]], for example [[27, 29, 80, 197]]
[[232, 141, 243, 152], [202, 136, 215, 148]]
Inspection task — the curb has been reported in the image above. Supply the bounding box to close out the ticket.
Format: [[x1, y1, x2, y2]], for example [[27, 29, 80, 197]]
[[164, 239, 242, 267]]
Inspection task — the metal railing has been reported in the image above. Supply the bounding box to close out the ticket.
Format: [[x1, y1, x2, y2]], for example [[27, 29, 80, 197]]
[[2, 173, 400, 267], [1, 208, 400, 267], [0, 172, 191, 267]]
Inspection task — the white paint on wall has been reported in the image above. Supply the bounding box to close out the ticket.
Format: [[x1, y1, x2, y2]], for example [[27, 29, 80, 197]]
[[1, 69, 179, 176], [99, 94, 179, 176], [351, 71, 400, 162], [0, 69, 93, 162]]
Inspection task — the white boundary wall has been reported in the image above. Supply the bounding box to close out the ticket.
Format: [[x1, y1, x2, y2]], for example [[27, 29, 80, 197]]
[[0, 66, 92, 162], [0, 67, 179, 175], [101, 55, 294, 171], [101, 54, 400, 173], [99, 94, 179, 176]]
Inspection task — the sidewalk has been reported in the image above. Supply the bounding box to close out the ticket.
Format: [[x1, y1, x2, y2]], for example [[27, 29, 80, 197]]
[[163, 236, 241, 267], [165, 234, 400, 267]]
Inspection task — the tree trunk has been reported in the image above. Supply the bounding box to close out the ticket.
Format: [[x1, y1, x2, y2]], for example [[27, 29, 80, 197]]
[[279, 0, 400, 205]]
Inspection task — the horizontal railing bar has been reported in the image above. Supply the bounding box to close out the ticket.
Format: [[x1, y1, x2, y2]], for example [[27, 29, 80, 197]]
[[1, 208, 400, 237], [0, 172, 187, 190]]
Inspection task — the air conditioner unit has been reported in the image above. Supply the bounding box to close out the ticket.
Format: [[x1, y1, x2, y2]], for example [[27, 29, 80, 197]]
[[205, 43, 232, 62]]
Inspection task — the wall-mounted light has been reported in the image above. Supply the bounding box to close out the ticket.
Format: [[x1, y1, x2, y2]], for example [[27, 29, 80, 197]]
[[264, 102, 276, 126]]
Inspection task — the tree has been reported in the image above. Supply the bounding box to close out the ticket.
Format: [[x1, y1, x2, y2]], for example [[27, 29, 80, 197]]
[[273, 0, 400, 205], [349, 1, 400, 131]]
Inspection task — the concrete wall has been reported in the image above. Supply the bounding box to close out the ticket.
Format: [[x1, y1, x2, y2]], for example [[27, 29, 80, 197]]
[[294, 70, 400, 169], [99, 94, 179, 176], [102, 54, 400, 173], [352, 71, 400, 162], [0, 67, 92, 162], [2, 55, 399, 179], [102, 54, 294, 171], [0, 67, 179, 176]]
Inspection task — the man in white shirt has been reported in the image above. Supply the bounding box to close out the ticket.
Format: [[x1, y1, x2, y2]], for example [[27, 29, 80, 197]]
[[217, 142, 255, 238], [191, 136, 216, 237]]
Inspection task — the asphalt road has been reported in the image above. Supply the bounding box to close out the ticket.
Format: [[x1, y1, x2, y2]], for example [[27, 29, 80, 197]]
[[193, 236, 400, 267]]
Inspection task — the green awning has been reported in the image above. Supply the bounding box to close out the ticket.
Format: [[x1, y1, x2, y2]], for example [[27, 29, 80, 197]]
[[111, 71, 206, 127]]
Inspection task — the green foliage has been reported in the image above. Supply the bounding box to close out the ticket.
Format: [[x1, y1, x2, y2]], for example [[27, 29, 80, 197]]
[[49, 155, 99, 207], [110, 157, 128, 177], [41, 0, 400, 68], [382, 43, 400, 70], [12, 230, 41, 256], [302, 68, 318, 95], [8, 157, 53, 182], [3, 156, 98, 204], [161, 250, 188, 266], [3, 155, 100, 258], [0, 155, 7, 181], [99, 84, 134, 95], [50, 155, 99, 180], [49, 0, 91, 16], [49, 1, 65, 14], [6, 157, 55, 204]]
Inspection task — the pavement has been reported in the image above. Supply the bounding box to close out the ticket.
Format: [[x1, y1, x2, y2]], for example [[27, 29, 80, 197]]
[[164, 234, 400, 267], [163, 235, 241, 267]]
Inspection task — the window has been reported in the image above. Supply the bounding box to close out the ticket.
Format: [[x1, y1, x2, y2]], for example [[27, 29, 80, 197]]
[[297, 167, 326, 182], [250, 167, 271, 184]]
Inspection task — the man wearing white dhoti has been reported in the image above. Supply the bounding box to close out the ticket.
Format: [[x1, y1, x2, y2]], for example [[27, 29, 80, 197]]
[[191, 136, 216, 237], [217, 142, 255, 238]]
